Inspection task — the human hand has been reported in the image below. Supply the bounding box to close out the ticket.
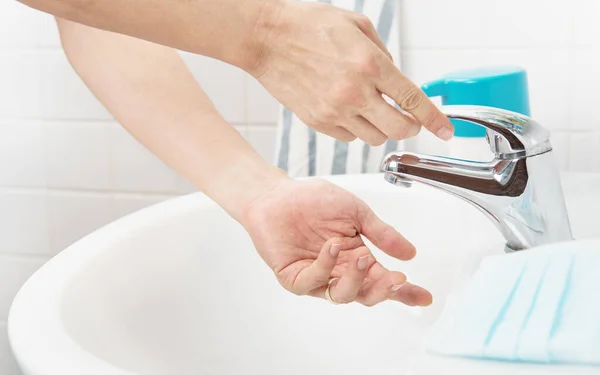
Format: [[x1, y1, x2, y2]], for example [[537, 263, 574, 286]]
[[248, 1, 453, 146], [240, 178, 433, 307]]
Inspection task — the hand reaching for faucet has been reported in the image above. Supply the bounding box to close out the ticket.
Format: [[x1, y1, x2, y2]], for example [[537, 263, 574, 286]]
[[250, 1, 454, 144], [241, 177, 433, 306]]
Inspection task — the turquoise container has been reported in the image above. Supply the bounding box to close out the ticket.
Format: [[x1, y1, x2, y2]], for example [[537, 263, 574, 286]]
[[421, 66, 531, 137]]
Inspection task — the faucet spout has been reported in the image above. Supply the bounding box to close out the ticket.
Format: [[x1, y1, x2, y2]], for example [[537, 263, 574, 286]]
[[382, 106, 573, 252], [382, 153, 527, 197]]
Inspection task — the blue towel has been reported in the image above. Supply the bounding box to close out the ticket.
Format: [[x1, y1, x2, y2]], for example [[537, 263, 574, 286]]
[[425, 244, 600, 366]]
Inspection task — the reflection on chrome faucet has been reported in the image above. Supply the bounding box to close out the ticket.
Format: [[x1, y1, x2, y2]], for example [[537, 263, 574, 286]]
[[381, 105, 573, 252]]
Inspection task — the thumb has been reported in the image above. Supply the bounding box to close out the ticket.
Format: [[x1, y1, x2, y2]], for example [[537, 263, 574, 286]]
[[357, 202, 416, 261]]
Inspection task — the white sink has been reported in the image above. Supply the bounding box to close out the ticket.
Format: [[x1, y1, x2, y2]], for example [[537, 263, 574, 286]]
[[8, 172, 600, 375]]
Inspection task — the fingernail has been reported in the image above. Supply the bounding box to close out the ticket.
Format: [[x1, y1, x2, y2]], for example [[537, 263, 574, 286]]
[[391, 283, 405, 292], [329, 243, 341, 257], [357, 255, 370, 270], [436, 127, 454, 141]]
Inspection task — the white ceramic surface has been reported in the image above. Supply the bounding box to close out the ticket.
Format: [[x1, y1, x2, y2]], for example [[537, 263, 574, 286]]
[[8, 173, 600, 375]]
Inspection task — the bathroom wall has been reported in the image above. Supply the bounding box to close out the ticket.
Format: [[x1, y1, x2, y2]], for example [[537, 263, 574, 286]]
[[400, 0, 600, 170], [0, 0, 599, 374]]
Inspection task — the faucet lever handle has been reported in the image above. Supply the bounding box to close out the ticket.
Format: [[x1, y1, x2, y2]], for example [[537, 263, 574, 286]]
[[442, 105, 551, 159]]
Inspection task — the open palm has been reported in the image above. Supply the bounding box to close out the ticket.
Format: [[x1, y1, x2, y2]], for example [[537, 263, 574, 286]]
[[242, 178, 432, 307]]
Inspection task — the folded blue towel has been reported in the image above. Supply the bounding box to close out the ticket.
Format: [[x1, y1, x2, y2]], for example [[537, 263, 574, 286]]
[[425, 244, 600, 365]]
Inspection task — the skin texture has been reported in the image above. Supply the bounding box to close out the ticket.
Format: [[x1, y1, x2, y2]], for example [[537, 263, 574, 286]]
[[56, 19, 432, 307], [254, 1, 453, 145], [20, 0, 454, 144]]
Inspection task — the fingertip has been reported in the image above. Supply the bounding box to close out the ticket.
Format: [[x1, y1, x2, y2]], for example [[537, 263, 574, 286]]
[[404, 241, 417, 260], [436, 126, 454, 141], [326, 238, 343, 258], [431, 110, 454, 141], [352, 246, 373, 271], [420, 290, 434, 307]]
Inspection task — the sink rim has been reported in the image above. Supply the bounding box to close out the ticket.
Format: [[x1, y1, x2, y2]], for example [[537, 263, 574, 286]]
[[7, 172, 600, 375]]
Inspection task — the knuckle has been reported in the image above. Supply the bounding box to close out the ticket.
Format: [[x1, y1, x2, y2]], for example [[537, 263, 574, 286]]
[[388, 127, 410, 141], [355, 55, 380, 77], [316, 104, 339, 123], [304, 113, 324, 129], [355, 14, 373, 29], [311, 120, 327, 131], [330, 81, 365, 107], [397, 86, 426, 112]]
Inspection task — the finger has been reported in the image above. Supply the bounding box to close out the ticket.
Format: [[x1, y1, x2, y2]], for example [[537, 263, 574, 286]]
[[374, 59, 454, 141], [390, 282, 433, 307], [361, 93, 421, 140], [345, 115, 388, 146], [328, 247, 374, 304], [357, 271, 407, 307], [356, 203, 416, 261], [293, 238, 342, 295], [318, 125, 358, 143], [353, 15, 393, 61]]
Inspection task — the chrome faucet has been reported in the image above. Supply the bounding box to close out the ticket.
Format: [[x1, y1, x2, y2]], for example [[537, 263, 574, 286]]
[[381, 105, 573, 252]]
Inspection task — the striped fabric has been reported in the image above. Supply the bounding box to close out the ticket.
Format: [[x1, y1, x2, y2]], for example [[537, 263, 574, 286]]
[[275, 0, 402, 177]]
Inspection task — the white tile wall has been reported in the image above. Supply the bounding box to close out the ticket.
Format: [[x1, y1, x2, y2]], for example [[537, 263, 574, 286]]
[[39, 52, 113, 120], [549, 132, 571, 171], [0, 2, 59, 48], [482, 48, 572, 130], [402, 49, 485, 88], [113, 194, 173, 218], [1, 1, 600, 374], [401, 0, 600, 157], [482, 0, 573, 48], [0, 255, 48, 321], [0, 52, 43, 119], [400, 0, 488, 49], [0, 121, 45, 187], [573, 0, 600, 48], [569, 132, 600, 172], [47, 192, 115, 252], [571, 48, 599, 129], [0, 323, 19, 375], [0, 190, 50, 255], [44, 122, 111, 189]]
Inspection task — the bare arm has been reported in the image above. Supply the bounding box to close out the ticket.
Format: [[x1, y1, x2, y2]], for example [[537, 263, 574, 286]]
[[56, 18, 286, 222], [25, 0, 453, 145], [56, 19, 433, 307], [25, 0, 279, 71]]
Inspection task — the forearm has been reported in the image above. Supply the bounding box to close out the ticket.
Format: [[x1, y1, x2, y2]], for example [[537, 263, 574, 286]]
[[23, 0, 283, 71], [56, 19, 287, 221]]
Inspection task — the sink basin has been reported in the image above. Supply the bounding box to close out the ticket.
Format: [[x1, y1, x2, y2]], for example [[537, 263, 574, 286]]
[[8, 172, 600, 375]]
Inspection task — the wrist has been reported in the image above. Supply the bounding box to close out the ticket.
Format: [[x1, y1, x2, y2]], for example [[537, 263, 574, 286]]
[[235, 166, 290, 224], [237, 0, 287, 75], [208, 155, 290, 224]]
